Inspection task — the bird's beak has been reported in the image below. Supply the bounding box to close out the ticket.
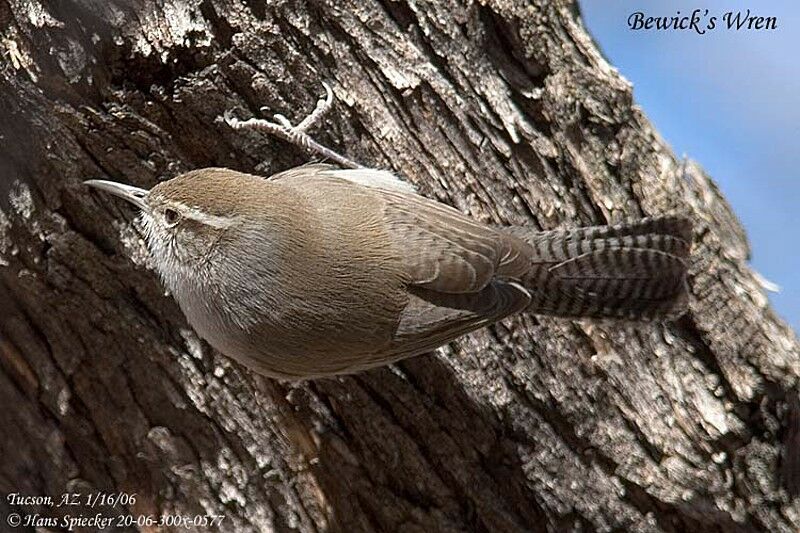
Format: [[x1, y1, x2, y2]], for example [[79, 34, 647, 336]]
[[84, 180, 149, 210]]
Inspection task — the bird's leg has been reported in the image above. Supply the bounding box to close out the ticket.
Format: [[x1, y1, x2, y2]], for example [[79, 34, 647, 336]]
[[223, 82, 364, 169]]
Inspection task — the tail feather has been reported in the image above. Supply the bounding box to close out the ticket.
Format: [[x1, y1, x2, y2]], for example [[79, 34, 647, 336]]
[[504, 216, 692, 320]]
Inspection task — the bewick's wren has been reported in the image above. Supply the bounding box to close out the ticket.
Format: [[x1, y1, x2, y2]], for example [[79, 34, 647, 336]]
[[85, 85, 692, 379], [86, 165, 692, 379]]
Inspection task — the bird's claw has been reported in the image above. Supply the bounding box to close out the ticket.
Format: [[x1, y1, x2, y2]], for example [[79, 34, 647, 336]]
[[296, 81, 333, 132], [221, 82, 362, 169], [272, 114, 293, 129]]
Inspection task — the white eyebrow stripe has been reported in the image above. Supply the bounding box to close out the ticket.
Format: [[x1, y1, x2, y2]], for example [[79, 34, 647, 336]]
[[171, 201, 238, 229]]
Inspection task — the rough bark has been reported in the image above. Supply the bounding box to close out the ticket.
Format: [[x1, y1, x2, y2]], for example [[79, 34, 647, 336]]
[[1, 0, 798, 531]]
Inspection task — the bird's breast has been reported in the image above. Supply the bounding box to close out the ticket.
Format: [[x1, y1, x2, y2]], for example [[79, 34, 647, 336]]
[[167, 199, 410, 378]]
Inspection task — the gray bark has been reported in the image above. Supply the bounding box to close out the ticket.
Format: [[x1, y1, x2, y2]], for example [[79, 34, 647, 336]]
[[1, 0, 798, 531]]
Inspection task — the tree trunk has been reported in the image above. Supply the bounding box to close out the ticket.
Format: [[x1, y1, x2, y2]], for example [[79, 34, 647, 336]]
[[1, 0, 798, 531]]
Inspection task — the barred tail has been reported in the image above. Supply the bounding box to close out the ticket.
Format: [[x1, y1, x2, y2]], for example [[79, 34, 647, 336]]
[[504, 216, 692, 320]]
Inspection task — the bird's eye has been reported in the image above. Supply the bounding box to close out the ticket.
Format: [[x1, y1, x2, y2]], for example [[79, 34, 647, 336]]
[[163, 208, 180, 225]]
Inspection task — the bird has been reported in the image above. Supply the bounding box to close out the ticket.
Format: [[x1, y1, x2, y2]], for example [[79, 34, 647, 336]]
[[85, 164, 692, 380]]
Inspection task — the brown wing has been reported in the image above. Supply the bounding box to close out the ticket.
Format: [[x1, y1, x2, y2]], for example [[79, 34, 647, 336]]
[[270, 165, 532, 292], [372, 186, 533, 353], [391, 281, 531, 357], [267, 166, 533, 358], [376, 188, 531, 292]]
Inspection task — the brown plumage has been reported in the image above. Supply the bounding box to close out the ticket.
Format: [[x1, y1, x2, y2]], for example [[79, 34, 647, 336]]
[[86, 165, 692, 379]]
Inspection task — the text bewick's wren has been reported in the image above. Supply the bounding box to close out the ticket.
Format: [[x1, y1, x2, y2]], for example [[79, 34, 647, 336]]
[[86, 164, 692, 380]]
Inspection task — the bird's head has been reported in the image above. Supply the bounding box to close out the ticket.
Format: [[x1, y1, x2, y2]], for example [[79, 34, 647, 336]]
[[85, 168, 256, 286]]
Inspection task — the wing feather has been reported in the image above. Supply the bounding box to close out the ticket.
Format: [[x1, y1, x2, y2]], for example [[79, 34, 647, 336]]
[[378, 189, 530, 293], [391, 281, 530, 356], [269, 165, 532, 293]]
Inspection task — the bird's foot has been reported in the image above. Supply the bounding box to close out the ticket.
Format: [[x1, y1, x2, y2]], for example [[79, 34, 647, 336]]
[[222, 82, 363, 169]]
